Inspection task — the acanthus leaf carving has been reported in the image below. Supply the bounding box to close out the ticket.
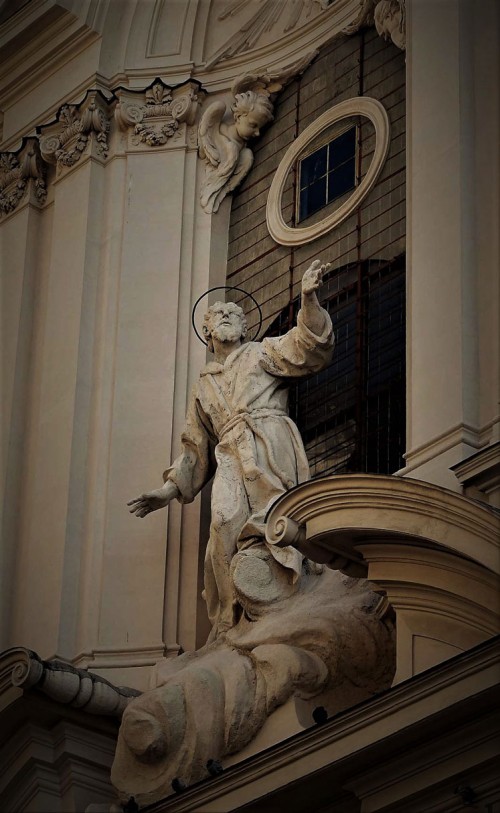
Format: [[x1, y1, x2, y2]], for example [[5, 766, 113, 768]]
[[0, 137, 47, 216], [38, 90, 112, 170], [198, 53, 317, 214], [115, 79, 204, 148]]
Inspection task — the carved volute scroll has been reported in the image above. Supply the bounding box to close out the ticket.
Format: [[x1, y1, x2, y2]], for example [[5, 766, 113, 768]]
[[114, 78, 204, 149], [0, 137, 46, 216], [38, 90, 113, 172]]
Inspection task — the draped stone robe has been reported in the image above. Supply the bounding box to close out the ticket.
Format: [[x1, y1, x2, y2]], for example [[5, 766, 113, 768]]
[[164, 308, 334, 634]]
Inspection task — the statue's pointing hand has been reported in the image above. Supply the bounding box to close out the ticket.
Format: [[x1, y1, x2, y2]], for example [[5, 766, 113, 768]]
[[301, 259, 331, 295], [127, 481, 179, 518]]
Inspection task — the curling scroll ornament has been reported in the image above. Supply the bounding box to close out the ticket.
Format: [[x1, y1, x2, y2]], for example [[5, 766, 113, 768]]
[[38, 91, 112, 170], [198, 53, 316, 214], [0, 138, 46, 216], [114, 79, 204, 148]]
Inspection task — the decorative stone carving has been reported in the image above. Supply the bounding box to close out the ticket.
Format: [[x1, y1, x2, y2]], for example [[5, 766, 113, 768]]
[[340, 0, 406, 49], [198, 52, 316, 213], [205, 0, 322, 68], [266, 474, 500, 682], [114, 79, 203, 148], [0, 137, 46, 215], [3, 647, 140, 716], [115, 262, 396, 804], [373, 0, 406, 50], [38, 90, 112, 170]]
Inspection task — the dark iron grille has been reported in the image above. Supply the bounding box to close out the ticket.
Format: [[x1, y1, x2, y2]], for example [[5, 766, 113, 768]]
[[264, 255, 405, 477]]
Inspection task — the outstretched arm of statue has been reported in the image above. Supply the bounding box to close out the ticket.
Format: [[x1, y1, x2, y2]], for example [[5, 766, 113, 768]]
[[127, 480, 180, 518], [300, 259, 331, 335]]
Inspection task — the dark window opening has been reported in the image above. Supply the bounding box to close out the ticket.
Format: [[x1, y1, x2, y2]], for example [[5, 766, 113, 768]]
[[298, 127, 357, 222], [264, 256, 406, 477]]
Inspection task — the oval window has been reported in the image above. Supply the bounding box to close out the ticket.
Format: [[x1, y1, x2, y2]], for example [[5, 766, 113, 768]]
[[266, 97, 390, 246]]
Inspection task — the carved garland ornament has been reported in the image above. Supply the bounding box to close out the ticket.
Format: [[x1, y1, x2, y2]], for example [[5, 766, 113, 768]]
[[39, 90, 112, 169], [0, 138, 46, 215], [115, 78, 203, 147]]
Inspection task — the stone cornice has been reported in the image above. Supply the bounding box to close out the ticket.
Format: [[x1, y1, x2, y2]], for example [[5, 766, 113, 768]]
[[0, 2, 100, 113], [0, 77, 206, 217]]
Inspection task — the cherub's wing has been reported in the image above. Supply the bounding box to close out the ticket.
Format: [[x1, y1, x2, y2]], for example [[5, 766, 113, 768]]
[[198, 100, 227, 166]]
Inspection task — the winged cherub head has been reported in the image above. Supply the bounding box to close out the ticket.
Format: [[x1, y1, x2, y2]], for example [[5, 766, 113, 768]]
[[231, 91, 274, 142]]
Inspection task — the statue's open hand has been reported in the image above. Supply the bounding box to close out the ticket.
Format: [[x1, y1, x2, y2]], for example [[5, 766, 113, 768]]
[[127, 484, 175, 518], [301, 259, 331, 295]]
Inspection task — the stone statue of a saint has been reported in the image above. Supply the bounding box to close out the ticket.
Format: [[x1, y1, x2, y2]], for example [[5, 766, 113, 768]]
[[128, 259, 334, 637], [114, 260, 395, 805]]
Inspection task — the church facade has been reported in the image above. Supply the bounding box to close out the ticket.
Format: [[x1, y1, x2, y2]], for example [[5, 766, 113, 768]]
[[0, 0, 499, 810]]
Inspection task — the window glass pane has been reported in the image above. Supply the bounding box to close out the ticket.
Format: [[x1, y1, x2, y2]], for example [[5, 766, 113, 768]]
[[264, 257, 406, 478], [299, 145, 327, 189], [327, 157, 356, 202], [299, 178, 327, 219], [328, 127, 356, 169]]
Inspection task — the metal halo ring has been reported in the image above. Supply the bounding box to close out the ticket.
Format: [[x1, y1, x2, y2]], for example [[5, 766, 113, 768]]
[[192, 286, 263, 346]]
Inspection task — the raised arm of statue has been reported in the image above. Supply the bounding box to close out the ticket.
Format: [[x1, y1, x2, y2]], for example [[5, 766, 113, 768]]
[[300, 259, 331, 335], [261, 260, 334, 379]]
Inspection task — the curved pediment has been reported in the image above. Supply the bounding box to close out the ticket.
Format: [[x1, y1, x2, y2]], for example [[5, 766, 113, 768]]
[[266, 473, 500, 574]]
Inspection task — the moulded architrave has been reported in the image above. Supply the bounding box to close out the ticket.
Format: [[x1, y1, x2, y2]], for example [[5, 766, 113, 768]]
[[0, 702, 118, 813], [266, 97, 390, 246]]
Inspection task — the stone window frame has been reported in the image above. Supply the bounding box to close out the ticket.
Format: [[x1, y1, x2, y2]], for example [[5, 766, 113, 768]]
[[266, 96, 391, 246]]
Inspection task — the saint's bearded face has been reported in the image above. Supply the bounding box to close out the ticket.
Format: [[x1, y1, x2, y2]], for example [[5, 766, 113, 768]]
[[204, 302, 246, 347]]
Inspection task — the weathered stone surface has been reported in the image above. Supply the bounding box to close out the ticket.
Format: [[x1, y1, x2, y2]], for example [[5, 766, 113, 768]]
[[115, 262, 396, 805]]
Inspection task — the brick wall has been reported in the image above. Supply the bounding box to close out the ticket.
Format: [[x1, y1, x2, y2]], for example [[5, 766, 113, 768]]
[[226, 28, 405, 337]]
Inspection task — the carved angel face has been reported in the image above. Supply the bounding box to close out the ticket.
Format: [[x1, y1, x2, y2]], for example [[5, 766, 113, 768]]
[[232, 91, 274, 143], [203, 302, 247, 351], [235, 111, 265, 141]]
